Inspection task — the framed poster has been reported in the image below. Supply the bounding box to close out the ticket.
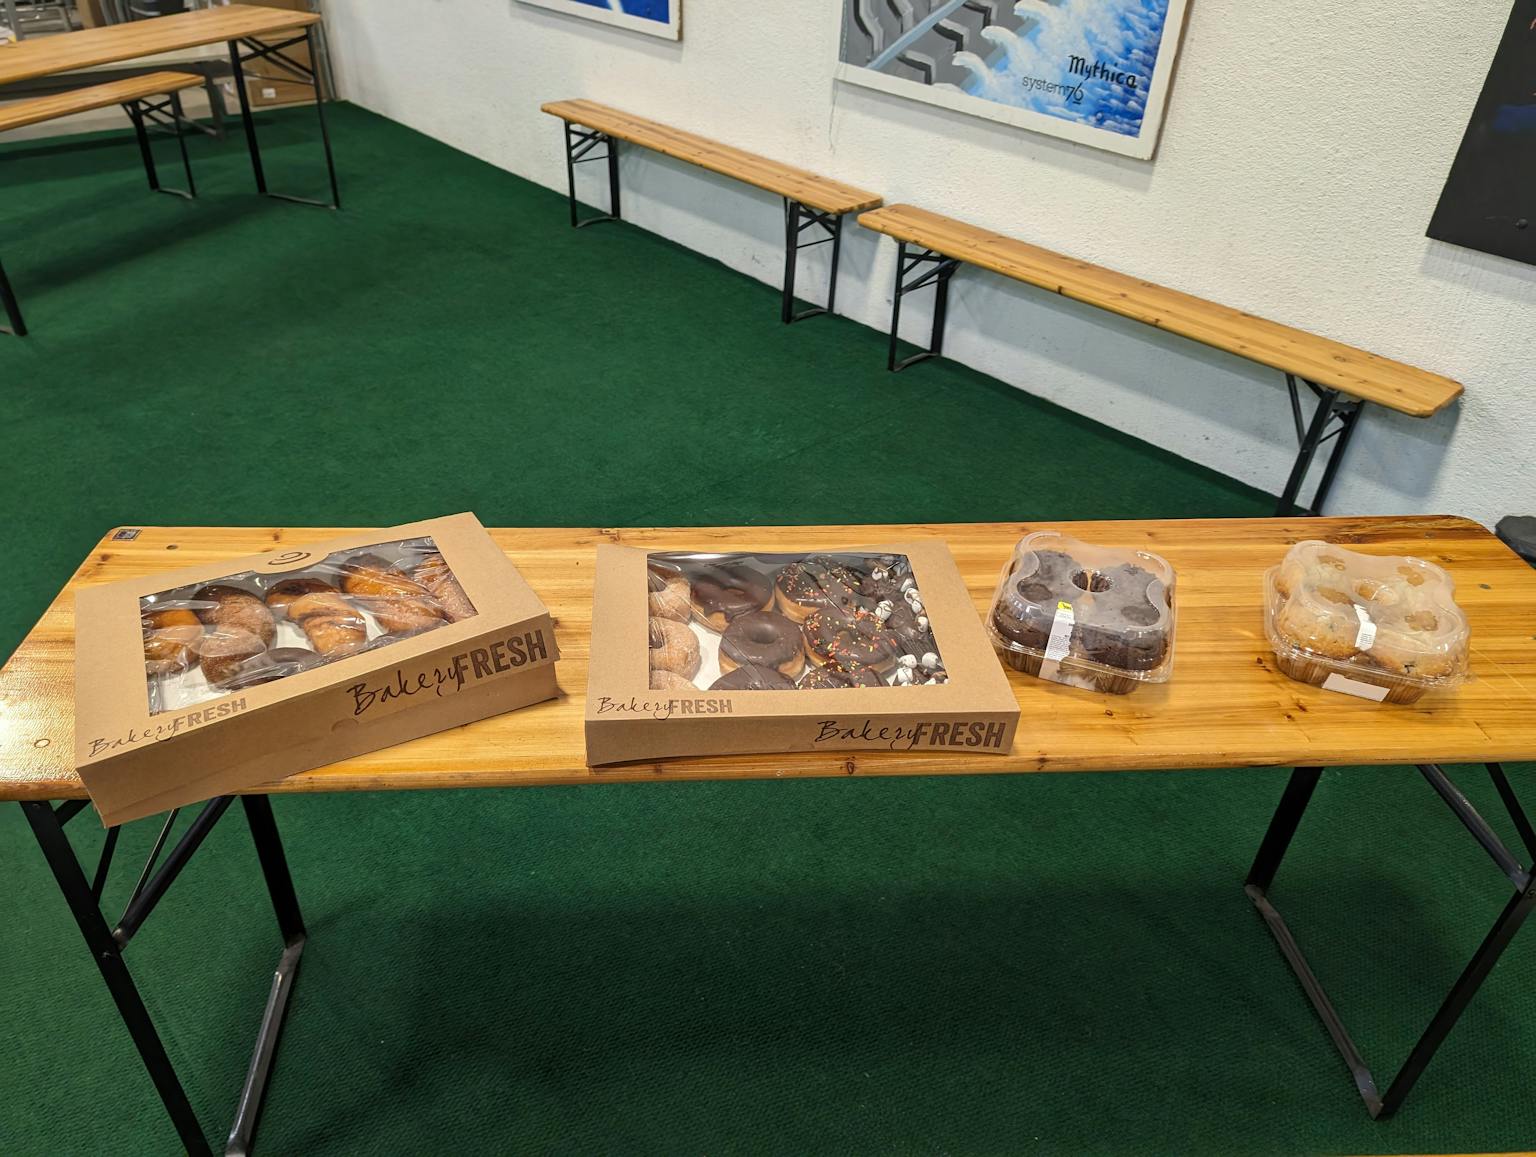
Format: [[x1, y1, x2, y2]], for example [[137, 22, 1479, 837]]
[[519, 0, 681, 41], [834, 0, 1190, 159], [1427, 0, 1536, 266]]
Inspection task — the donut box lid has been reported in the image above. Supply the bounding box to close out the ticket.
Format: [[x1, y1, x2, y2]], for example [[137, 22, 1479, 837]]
[[74, 513, 560, 826], [984, 531, 1176, 691], [585, 539, 1020, 766], [1262, 541, 1471, 699]]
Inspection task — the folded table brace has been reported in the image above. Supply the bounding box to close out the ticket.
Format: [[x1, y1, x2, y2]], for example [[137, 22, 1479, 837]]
[[1246, 762, 1535, 1118], [20, 795, 306, 1156]]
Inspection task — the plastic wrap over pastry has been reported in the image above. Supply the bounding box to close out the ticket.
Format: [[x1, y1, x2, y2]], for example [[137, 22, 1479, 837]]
[[1263, 540, 1470, 704], [139, 535, 478, 714], [984, 532, 1175, 694], [645, 549, 948, 691]]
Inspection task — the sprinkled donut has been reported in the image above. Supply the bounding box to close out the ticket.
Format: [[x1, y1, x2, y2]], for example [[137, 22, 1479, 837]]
[[690, 562, 773, 631], [803, 606, 901, 675], [648, 616, 700, 677], [797, 663, 883, 689], [773, 556, 864, 624]]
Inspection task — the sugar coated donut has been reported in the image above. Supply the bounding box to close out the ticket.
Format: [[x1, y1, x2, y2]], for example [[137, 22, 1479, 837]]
[[719, 610, 804, 677], [650, 669, 697, 692], [648, 562, 691, 623], [648, 616, 700, 677]]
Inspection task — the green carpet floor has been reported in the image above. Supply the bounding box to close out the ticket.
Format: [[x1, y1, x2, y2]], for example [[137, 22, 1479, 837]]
[[1, 105, 1532, 1156]]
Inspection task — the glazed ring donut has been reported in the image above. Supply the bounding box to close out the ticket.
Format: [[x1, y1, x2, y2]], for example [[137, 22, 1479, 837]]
[[709, 664, 795, 691], [690, 563, 772, 631], [650, 668, 697, 692], [719, 610, 804, 678], [648, 616, 700, 677], [648, 563, 691, 623], [803, 607, 901, 675]]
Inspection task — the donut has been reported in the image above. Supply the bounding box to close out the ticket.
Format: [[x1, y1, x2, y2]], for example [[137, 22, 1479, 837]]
[[709, 664, 795, 691], [650, 669, 697, 692], [803, 607, 901, 675], [719, 610, 804, 678], [197, 628, 268, 687], [193, 584, 276, 648], [142, 608, 203, 675], [797, 663, 884, 689], [648, 562, 691, 622], [689, 562, 772, 630], [648, 616, 700, 677], [773, 556, 865, 624], [857, 559, 905, 603], [219, 647, 324, 691]]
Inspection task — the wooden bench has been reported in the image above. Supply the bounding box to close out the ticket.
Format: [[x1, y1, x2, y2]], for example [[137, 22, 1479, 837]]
[[858, 203, 1465, 516], [543, 99, 882, 323], [1, 71, 204, 338]]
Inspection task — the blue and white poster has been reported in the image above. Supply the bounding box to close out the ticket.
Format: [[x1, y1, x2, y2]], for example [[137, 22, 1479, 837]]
[[835, 0, 1190, 159], [520, 0, 680, 41]]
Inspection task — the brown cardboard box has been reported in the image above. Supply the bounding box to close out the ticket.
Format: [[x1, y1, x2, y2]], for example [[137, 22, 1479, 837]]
[[220, 0, 317, 108], [586, 540, 1019, 765], [76, 514, 559, 825]]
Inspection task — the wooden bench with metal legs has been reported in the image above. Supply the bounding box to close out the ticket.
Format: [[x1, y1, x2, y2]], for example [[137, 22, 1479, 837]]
[[858, 203, 1465, 516], [1, 71, 204, 337], [542, 99, 882, 324]]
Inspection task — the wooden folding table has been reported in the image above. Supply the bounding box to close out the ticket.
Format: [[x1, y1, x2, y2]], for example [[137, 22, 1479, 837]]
[[0, 4, 340, 208], [3, 516, 1534, 1153]]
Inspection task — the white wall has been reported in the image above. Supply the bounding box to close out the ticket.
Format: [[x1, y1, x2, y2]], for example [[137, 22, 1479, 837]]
[[322, 0, 1535, 524]]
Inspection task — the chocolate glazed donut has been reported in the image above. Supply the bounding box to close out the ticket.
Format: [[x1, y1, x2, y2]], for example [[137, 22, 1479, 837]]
[[719, 611, 804, 678], [689, 562, 772, 631]]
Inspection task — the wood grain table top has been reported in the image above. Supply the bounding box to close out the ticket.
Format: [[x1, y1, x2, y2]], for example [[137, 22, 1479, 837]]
[[0, 70, 204, 133], [2, 517, 1533, 804], [542, 99, 883, 216], [0, 4, 319, 87], [859, 204, 1463, 419]]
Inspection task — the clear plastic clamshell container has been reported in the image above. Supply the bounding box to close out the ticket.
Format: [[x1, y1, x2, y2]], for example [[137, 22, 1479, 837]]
[[984, 532, 1175, 694], [1263, 540, 1471, 704]]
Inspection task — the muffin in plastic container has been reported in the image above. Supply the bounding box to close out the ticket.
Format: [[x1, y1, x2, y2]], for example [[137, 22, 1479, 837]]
[[1263, 541, 1470, 704], [984, 532, 1175, 694]]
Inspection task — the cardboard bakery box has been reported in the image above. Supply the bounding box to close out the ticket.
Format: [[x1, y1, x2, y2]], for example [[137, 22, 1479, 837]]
[[76, 513, 559, 826], [586, 540, 1019, 765]]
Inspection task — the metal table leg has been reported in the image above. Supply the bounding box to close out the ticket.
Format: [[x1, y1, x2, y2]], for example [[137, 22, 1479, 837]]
[[1245, 763, 1535, 1117], [226, 27, 340, 210], [20, 794, 307, 1155], [0, 255, 25, 337]]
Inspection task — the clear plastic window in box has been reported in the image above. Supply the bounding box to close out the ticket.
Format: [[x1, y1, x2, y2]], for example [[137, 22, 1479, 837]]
[[645, 551, 946, 691], [139, 537, 477, 714]]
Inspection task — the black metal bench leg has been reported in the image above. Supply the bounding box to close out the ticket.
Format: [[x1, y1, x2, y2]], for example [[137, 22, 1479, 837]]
[[19, 794, 307, 1155], [563, 122, 620, 228], [1276, 375, 1364, 516], [1244, 763, 1536, 1118], [0, 256, 25, 337], [307, 26, 341, 211], [781, 200, 845, 324], [228, 38, 267, 195], [127, 101, 161, 193], [887, 241, 960, 370]]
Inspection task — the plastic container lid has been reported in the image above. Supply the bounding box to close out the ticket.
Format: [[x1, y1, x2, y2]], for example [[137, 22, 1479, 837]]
[[984, 532, 1175, 693], [1263, 541, 1470, 700]]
